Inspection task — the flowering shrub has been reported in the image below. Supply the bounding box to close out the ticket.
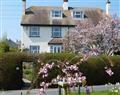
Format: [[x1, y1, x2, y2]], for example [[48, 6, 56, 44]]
[[64, 15, 120, 56], [35, 60, 87, 95], [32, 54, 120, 95]]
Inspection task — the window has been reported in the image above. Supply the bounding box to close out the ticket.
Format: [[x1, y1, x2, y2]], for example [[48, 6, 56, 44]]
[[52, 10, 62, 18], [29, 26, 40, 37], [52, 27, 61, 38], [30, 45, 40, 53], [50, 45, 62, 53], [73, 11, 84, 19]]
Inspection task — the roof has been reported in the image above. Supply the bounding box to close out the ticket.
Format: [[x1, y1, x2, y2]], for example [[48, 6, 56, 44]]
[[48, 38, 63, 45], [21, 6, 103, 26], [6, 39, 18, 48]]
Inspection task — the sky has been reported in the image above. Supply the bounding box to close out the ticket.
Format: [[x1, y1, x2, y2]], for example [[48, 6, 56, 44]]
[[0, 0, 120, 41]]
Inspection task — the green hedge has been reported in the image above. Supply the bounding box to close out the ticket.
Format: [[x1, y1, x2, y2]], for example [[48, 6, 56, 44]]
[[0, 52, 39, 90], [79, 55, 120, 85], [34, 54, 120, 87], [38, 53, 77, 63], [0, 52, 120, 89], [0, 53, 24, 90]]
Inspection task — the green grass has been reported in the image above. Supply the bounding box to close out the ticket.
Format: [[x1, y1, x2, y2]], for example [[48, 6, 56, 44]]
[[23, 68, 33, 81], [69, 91, 110, 95]]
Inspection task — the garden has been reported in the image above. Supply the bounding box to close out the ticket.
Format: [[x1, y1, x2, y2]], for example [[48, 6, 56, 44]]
[[0, 15, 120, 95]]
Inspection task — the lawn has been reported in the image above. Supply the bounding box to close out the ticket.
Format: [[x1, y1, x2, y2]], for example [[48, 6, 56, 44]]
[[69, 91, 119, 95], [23, 68, 33, 81]]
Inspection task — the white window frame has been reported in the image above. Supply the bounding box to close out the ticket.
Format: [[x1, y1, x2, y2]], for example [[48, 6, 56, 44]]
[[72, 11, 84, 19], [51, 10, 62, 19], [52, 27, 61, 38], [50, 45, 62, 53], [29, 26, 40, 37], [30, 45, 40, 53]]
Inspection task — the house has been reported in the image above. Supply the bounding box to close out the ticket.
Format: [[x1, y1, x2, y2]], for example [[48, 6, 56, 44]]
[[21, 0, 111, 53], [6, 39, 18, 48]]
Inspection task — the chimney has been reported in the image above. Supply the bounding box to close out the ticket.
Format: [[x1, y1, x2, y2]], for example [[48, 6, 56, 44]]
[[63, 0, 68, 10], [22, 0, 26, 15], [106, 0, 111, 15]]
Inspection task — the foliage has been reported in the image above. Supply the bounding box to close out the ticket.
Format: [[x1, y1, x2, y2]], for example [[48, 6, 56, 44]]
[[64, 15, 120, 55], [70, 91, 108, 95], [0, 52, 24, 90], [0, 39, 9, 53], [0, 52, 120, 91], [33, 54, 120, 88], [40, 53, 78, 63]]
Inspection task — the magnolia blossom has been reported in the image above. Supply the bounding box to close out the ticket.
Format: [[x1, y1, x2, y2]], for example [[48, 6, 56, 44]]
[[64, 15, 120, 56], [37, 88, 45, 95], [105, 68, 114, 76], [36, 60, 87, 95]]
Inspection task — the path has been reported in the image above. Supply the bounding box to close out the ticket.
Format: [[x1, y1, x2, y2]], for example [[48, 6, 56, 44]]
[[0, 85, 120, 95]]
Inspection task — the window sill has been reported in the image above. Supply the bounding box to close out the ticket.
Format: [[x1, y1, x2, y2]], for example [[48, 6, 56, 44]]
[[73, 18, 84, 20], [51, 17, 62, 19], [51, 36, 62, 38], [29, 36, 40, 37]]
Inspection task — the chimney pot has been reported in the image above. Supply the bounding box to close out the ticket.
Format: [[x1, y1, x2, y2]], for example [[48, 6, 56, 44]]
[[64, 0, 68, 2], [22, 0, 26, 15], [106, 0, 111, 4], [63, 0, 68, 10], [106, 0, 111, 15]]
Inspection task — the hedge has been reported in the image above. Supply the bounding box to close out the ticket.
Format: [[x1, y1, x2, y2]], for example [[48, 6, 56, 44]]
[[79, 55, 120, 85], [34, 54, 120, 87], [0, 52, 39, 90], [0, 52, 120, 89], [0, 53, 24, 90]]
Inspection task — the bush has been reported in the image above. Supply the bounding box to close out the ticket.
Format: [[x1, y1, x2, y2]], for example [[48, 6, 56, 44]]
[[0, 52, 120, 89], [0, 52, 24, 90], [0, 40, 9, 53], [40, 53, 77, 63], [34, 54, 120, 87], [78, 55, 120, 85]]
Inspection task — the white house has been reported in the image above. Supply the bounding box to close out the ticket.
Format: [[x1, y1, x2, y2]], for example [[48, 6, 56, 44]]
[[21, 0, 110, 53]]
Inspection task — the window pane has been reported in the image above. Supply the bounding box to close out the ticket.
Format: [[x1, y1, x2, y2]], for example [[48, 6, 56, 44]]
[[30, 27, 40, 37], [52, 27, 61, 38], [52, 10, 62, 18], [50, 45, 62, 53], [73, 11, 83, 18], [58, 47, 60, 53], [30, 45, 40, 53]]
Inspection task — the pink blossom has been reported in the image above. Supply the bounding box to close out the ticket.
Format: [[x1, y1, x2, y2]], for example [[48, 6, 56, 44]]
[[105, 68, 114, 76]]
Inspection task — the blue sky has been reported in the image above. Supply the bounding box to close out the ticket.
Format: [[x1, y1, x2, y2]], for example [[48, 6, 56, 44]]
[[0, 0, 120, 41]]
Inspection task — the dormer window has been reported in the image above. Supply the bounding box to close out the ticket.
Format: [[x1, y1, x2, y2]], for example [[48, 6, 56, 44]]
[[73, 11, 84, 19], [52, 10, 62, 19]]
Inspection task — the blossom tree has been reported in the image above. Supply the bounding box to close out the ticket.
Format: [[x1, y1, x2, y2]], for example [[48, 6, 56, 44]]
[[63, 15, 119, 82], [26, 60, 87, 95], [27, 15, 120, 95], [64, 15, 120, 56]]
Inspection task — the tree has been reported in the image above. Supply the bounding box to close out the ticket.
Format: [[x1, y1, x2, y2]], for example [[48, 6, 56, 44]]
[[64, 15, 120, 56], [0, 38, 9, 53]]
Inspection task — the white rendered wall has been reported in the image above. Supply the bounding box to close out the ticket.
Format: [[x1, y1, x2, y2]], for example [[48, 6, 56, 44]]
[[21, 26, 69, 53]]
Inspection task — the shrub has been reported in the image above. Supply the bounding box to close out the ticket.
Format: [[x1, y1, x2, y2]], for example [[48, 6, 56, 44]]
[[34, 54, 120, 87], [0, 52, 120, 89], [40, 53, 77, 63], [0, 52, 24, 90], [78, 55, 120, 85], [0, 40, 9, 53]]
